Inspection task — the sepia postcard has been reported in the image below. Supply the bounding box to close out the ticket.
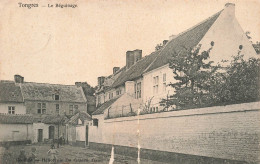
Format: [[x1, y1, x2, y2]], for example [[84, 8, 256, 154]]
[[0, 0, 260, 163]]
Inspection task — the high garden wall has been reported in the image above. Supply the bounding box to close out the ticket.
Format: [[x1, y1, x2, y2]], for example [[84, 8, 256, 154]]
[[89, 102, 260, 163]]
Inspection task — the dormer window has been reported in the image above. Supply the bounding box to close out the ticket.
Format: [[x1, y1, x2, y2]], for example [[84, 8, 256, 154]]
[[53, 94, 60, 101]]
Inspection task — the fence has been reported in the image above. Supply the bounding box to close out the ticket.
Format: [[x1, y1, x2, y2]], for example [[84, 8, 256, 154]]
[[106, 102, 167, 119]]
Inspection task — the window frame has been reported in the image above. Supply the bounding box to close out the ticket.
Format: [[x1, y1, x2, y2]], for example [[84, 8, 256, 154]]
[[163, 73, 167, 92], [37, 103, 46, 114], [56, 104, 60, 114], [153, 76, 159, 94], [8, 106, 15, 114]]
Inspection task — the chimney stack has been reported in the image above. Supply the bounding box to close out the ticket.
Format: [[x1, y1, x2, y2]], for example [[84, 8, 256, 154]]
[[97, 76, 105, 86], [126, 51, 135, 69], [75, 82, 82, 87], [113, 67, 120, 74], [133, 49, 142, 63], [163, 40, 168, 46], [224, 3, 235, 17], [169, 35, 177, 40], [14, 75, 24, 83]]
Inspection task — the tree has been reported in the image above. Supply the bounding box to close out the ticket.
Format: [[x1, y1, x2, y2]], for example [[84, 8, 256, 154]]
[[161, 44, 260, 111], [215, 52, 260, 104], [160, 42, 217, 110], [75, 82, 95, 96]]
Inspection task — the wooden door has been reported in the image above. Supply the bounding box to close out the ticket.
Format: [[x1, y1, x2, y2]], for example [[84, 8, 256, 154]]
[[38, 129, 43, 142], [49, 126, 55, 139]]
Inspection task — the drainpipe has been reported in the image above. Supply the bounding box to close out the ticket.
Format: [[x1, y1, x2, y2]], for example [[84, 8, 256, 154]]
[[26, 124, 28, 140]]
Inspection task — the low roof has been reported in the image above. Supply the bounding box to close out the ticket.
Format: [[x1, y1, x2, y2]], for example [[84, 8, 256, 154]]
[[112, 50, 161, 88], [92, 96, 120, 115], [0, 81, 23, 103], [41, 114, 68, 124], [67, 111, 92, 125], [0, 114, 33, 124], [20, 82, 86, 103]]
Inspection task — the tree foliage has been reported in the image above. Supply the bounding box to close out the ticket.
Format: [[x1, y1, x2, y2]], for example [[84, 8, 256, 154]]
[[161, 44, 260, 110]]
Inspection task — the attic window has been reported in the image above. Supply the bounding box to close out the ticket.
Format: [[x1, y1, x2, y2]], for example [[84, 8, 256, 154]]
[[53, 94, 60, 100], [93, 119, 98, 127]]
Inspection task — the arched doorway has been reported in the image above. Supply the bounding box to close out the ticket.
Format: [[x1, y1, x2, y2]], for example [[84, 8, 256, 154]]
[[49, 126, 55, 139]]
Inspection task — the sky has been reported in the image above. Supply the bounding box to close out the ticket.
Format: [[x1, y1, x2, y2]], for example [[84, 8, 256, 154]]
[[0, 0, 259, 86]]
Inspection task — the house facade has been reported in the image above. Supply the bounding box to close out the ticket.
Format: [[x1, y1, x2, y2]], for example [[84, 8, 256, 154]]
[[0, 80, 26, 114], [93, 3, 258, 119], [0, 75, 89, 144], [0, 80, 33, 144]]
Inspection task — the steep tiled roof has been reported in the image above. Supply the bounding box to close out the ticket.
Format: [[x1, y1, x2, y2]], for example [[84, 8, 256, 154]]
[[112, 50, 162, 88], [41, 114, 68, 124], [109, 10, 222, 88], [20, 82, 86, 103], [0, 81, 23, 103], [96, 67, 126, 93], [144, 10, 222, 73], [67, 111, 92, 125], [0, 114, 33, 124], [92, 96, 120, 115]]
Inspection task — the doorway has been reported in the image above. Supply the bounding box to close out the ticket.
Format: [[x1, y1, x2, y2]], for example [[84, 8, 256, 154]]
[[49, 126, 55, 139], [38, 129, 43, 142]]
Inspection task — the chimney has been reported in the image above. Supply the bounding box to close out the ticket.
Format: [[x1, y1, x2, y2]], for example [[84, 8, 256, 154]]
[[97, 76, 105, 86], [126, 51, 135, 69], [125, 81, 135, 97], [133, 49, 142, 63], [14, 75, 24, 83], [75, 82, 82, 87], [163, 40, 168, 46], [169, 35, 176, 40], [113, 67, 120, 74], [224, 3, 235, 17]]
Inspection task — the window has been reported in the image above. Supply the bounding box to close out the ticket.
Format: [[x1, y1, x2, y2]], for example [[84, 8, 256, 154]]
[[53, 94, 60, 100], [37, 103, 46, 114], [135, 82, 141, 99], [8, 106, 15, 114], [109, 92, 113, 99], [55, 95, 59, 100], [153, 76, 159, 94], [56, 104, 60, 114], [163, 73, 167, 92], [97, 96, 101, 104], [68, 105, 78, 115], [116, 89, 121, 96], [93, 119, 98, 127]]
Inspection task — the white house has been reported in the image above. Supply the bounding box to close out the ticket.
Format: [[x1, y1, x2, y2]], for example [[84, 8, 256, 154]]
[[92, 3, 258, 124]]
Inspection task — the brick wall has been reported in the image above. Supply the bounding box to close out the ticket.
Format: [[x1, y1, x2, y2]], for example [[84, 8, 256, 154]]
[[89, 102, 260, 163]]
